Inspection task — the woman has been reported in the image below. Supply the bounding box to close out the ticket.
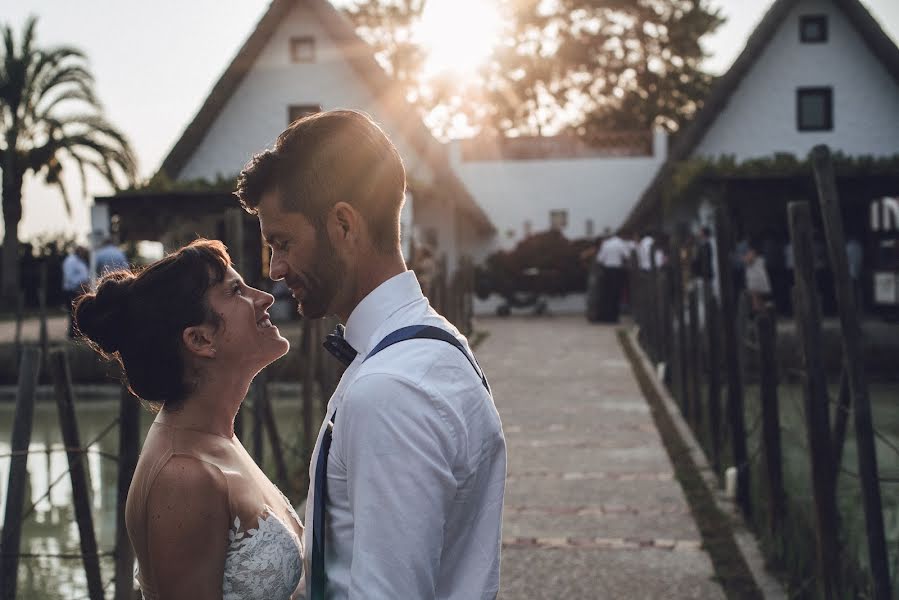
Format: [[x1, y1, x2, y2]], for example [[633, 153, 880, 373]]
[[75, 239, 303, 600]]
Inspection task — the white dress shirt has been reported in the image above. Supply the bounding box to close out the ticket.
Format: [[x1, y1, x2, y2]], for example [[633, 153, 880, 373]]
[[596, 235, 632, 268], [303, 271, 506, 600]]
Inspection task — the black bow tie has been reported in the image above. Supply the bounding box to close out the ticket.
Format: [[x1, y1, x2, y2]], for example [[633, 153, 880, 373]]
[[323, 323, 358, 367]]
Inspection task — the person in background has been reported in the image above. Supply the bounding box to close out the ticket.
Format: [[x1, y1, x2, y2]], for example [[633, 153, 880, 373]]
[[846, 236, 863, 312], [62, 245, 90, 338], [638, 231, 655, 271], [94, 237, 129, 276], [690, 226, 714, 282], [412, 243, 437, 298], [743, 242, 772, 314], [595, 230, 631, 322]]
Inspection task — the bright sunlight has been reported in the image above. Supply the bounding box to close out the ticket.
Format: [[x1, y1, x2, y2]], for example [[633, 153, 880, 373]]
[[414, 0, 505, 78]]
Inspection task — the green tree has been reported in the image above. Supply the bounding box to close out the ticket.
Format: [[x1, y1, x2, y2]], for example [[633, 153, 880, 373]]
[[0, 16, 136, 304], [344, 0, 723, 139]]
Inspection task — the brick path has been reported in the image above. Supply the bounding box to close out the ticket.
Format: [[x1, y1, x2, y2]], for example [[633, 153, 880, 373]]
[[476, 316, 726, 600]]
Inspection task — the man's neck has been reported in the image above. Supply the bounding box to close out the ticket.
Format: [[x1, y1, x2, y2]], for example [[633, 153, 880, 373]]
[[337, 251, 407, 323]]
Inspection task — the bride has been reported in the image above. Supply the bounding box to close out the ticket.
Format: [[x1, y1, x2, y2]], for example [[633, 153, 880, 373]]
[[75, 239, 303, 599]]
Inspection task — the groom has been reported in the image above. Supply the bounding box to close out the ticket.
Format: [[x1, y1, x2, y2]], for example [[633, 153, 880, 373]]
[[236, 109, 506, 599]]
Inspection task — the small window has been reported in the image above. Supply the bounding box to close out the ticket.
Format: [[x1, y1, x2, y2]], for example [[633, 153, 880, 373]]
[[288, 104, 321, 124], [797, 88, 833, 131], [290, 36, 315, 62], [800, 15, 828, 43]]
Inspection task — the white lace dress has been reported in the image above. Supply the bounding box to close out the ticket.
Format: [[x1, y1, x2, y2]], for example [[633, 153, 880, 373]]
[[222, 503, 303, 599], [127, 422, 304, 600]]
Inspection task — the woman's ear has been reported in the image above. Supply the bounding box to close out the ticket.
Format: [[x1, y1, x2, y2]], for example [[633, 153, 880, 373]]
[[182, 324, 217, 359]]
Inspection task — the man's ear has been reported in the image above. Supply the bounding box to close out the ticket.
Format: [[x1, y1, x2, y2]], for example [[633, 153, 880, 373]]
[[328, 202, 363, 247], [182, 324, 217, 359]]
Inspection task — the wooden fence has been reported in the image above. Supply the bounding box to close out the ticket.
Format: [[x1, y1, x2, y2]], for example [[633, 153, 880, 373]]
[[630, 145, 893, 600]]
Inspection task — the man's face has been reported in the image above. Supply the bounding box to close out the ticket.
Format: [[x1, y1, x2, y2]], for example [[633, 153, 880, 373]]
[[257, 190, 346, 319]]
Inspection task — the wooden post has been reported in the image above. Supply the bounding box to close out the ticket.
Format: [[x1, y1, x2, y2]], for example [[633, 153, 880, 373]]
[[831, 369, 851, 481], [14, 291, 24, 364], [688, 285, 702, 428], [0, 346, 41, 599], [50, 349, 105, 600], [114, 386, 140, 600], [714, 204, 751, 515], [38, 262, 49, 363], [788, 201, 840, 599], [704, 284, 723, 475], [671, 235, 689, 414], [812, 145, 891, 600], [658, 265, 674, 383], [755, 307, 786, 536], [257, 370, 289, 490]]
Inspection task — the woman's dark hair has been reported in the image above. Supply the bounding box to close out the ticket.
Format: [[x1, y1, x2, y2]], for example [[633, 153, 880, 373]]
[[75, 239, 231, 411]]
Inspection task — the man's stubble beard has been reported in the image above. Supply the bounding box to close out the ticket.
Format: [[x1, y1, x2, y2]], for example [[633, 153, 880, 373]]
[[296, 229, 347, 320]]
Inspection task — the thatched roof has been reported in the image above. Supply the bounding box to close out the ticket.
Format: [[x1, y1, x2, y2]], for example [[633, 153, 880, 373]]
[[157, 0, 494, 234], [622, 0, 899, 230]]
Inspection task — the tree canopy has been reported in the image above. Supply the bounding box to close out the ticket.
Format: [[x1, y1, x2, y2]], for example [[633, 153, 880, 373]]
[[344, 0, 724, 140], [0, 16, 136, 302]]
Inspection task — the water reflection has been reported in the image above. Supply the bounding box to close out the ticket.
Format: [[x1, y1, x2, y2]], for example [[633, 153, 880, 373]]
[[0, 394, 309, 599]]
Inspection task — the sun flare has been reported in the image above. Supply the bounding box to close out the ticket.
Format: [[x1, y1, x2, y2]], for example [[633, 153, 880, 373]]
[[414, 0, 504, 78]]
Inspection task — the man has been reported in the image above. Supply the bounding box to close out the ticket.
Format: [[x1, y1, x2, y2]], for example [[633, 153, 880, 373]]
[[595, 230, 632, 322], [62, 245, 90, 338], [235, 109, 506, 599], [94, 237, 129, 276]]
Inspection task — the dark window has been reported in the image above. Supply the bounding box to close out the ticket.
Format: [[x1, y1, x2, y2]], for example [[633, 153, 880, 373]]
[[288, 104, 321, 124], [800, 15, 828, 43], [797, 87, 833, 131], [290, 36, 315, 62]]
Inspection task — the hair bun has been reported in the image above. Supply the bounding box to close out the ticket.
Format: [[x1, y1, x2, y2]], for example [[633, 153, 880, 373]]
[[75, 272, 135, 354]]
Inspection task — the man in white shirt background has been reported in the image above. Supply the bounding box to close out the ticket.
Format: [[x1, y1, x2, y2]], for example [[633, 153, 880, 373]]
[[61, 245, 89, 338], [236, 109, 506, 600], [595, 230, 633, 322]]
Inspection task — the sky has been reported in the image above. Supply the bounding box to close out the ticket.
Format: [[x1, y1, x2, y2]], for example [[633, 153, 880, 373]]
[[4, 0, 899, 242]]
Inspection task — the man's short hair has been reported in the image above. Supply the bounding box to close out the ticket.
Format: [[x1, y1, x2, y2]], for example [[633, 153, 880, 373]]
[[235, 109, 407, 253]]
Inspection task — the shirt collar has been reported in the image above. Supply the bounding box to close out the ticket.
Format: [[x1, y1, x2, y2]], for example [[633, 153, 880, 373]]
[[343, 271, 423, 355]]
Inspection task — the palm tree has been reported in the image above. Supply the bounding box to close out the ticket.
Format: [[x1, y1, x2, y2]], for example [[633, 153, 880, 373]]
[[0, 16, 137, 305]]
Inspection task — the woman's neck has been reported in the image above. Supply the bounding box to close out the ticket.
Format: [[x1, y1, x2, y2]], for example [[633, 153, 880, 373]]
[[159, 368, 254, 439]]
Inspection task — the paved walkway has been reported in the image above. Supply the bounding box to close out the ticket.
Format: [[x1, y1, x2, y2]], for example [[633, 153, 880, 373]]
[[476, 316, 725, 600]]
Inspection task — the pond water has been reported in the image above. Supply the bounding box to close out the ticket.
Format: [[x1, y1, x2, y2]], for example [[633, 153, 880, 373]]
[[0, 393, 313, 600]]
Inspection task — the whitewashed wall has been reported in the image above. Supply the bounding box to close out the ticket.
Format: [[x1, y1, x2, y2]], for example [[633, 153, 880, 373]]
[[179, 3, 434, 183], [175, 1, 481, 268], [695, 0, 899, 160], [449, 129, 667, 258]]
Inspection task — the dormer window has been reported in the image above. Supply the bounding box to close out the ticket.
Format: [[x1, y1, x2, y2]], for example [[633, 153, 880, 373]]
[[290, 36, 315, 62], [800, 15, 828, 43]]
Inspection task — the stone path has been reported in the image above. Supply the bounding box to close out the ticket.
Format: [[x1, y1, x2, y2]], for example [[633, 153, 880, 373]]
[[476, 315, 726, 600]]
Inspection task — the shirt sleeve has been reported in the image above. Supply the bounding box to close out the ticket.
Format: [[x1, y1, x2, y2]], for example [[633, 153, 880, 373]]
[[338, 371, 460, 599]]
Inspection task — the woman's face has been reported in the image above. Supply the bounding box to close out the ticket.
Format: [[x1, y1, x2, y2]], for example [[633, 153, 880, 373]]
[[206, 266, 290, 372]]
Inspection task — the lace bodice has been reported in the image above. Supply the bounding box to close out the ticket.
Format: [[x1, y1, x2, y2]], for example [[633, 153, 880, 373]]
[[223, 506, 303, 600], [127, 421, 304, 600]]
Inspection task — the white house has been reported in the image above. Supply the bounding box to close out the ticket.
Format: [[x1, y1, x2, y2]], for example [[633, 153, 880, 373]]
[[624, 0, 899, 230], [101, 0, 494, 276], [449, 130, 667, 258]]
